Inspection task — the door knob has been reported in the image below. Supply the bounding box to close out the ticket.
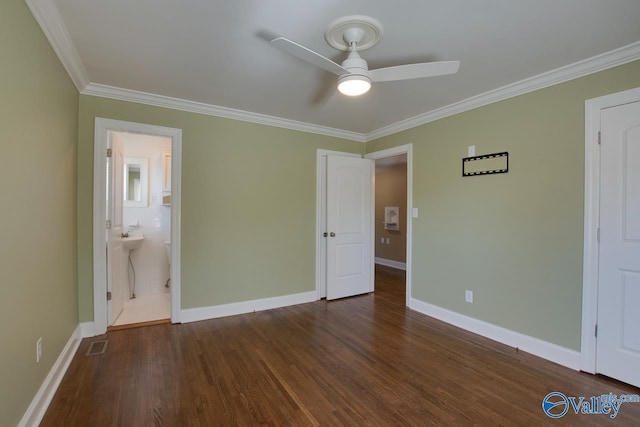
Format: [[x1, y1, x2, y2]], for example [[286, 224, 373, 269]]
[[330, 232, 336, 237]]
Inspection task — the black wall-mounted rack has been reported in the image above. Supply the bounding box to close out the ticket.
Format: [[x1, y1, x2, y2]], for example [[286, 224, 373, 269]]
[[462, 151, 509, 177]]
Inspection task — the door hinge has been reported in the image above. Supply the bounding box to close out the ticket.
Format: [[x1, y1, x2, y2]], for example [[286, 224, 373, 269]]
[[107, 148, 113, 158], [597, 227, 600, 242], [595, 324, 598, 338], [597, 131, 601, 145], [106, 291, 112, 301], [106, 219, 112, 230]]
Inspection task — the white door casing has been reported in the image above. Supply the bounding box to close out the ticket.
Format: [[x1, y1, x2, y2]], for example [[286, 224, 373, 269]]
[[107, 133, 125, 325], [93, 118, 182, 336], [326, 155, 374, 300], [596, 101, 640, 388]]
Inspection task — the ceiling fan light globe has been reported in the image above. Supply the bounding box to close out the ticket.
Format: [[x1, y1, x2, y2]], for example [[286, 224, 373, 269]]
[[338, 75, 371, 96]]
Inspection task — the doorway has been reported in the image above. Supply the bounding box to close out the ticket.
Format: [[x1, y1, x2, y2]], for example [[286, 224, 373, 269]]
[[110, 132, 172, 328], [366, 145, 412, 306], [315, 144, 413, 305], [582, 87, 640, 387], [93, 118, 182, 335], [373, 153, 408, 301]]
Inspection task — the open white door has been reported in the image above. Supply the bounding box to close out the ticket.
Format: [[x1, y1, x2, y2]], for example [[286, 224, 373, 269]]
[[326, 155, 373, 300], [596, 101, 640, 387], [107, 133, 125, 326]]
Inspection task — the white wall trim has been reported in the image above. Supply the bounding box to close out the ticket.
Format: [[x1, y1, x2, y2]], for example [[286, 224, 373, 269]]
[[181, 291, 318, 324], [94, 118, 183, 335], [82, 83, 366, 143], [581, 86, 640, 374], [410, 298, 581, 371], [366, 144, 413, 307], [18, 324, 82, 427], [366, 41, 640, 141], [79, 322, 95, 338], [24, 0, 89, 91], [374, 257, 407, 271]]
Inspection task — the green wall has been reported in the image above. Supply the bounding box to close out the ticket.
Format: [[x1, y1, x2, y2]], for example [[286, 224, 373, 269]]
[[77, 96, 363, 322], [0, 2, 79, 425], [367, 60, 640, 351]]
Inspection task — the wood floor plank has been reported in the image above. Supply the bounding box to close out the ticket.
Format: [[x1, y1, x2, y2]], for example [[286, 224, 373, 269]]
[[42, 266, 640, 425]]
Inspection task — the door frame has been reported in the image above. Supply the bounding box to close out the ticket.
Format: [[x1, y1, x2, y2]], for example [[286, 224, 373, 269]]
[[366, 144, 413, 308], [315, 144, 413, 304], [93, 118, 183, 335], [581, 86, 640, 373]]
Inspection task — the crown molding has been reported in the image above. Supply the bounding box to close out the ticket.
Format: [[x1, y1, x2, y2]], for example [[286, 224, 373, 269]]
[[82, 83, 366, 142], [25, 0, 89, 91], [365, 41, 640, 142], [27, 0, 640, 143]]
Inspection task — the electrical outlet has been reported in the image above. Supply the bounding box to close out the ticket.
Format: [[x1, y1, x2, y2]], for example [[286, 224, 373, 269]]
[[36, 337, 42, 363], [386, 238, 390, 244], [380, 237, 385, 244], [465, 290, 473, 303]]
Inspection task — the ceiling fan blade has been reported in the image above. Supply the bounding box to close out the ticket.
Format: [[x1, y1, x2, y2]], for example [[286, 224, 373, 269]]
[[271, 37, 348, 76], [370, 60, 460, 83], [311, 71, 339, 106]]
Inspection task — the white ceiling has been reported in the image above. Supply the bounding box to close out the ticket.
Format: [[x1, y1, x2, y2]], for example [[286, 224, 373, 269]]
[[36, 0, 640, 139]]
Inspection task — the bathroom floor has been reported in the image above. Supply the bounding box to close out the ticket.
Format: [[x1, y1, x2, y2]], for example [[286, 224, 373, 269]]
[[113, 292, 171, 326]]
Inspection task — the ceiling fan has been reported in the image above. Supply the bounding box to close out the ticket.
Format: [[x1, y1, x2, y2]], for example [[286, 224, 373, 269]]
[[270, 15, 460, 97]]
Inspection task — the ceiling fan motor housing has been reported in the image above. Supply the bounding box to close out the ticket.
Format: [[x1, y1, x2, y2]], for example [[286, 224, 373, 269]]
[[341, 51, 370, 78]]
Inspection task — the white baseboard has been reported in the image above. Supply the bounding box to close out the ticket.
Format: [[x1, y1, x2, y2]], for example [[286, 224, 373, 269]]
[[375, 257, 407, 271], [409, 298, 581, 370], [18, 324, 82, 427], [181, 291, 318, 323], [80, 322, 95, 338]]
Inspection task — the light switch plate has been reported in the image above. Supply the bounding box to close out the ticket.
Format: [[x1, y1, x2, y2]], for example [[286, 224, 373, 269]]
[[468, 145, 476, 157], [412, 208, 418, 218]]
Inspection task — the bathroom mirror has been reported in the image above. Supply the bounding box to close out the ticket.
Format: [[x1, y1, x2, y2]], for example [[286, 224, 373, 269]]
[[123, 157, 149, 207]]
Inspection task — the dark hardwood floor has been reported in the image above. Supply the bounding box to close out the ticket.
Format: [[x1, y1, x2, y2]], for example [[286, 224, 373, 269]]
[[42, 265, 640, 426]]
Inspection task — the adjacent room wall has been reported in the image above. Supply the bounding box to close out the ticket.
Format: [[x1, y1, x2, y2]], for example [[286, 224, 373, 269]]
[[375, 158, 407, 264], [0, 2, 79, 425], [77, 95, 364, 322], [366, 60, 640, 351]]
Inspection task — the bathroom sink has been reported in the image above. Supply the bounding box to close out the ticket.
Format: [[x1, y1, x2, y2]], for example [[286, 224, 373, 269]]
[[122, 235, 144, 250]]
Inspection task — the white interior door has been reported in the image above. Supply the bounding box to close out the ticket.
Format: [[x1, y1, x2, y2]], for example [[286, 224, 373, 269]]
[[107, 134, 125, 325], [326, 155, 373, 300], [597, 101, 640, 387]]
